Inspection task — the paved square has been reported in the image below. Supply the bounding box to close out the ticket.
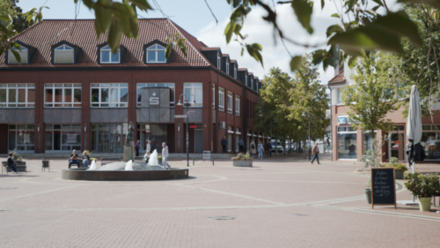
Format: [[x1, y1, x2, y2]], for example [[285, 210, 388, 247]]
[[1, 155, 439, 247]]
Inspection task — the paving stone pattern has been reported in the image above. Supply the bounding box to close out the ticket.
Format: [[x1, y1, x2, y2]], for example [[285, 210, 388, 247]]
[[0, 156, 439, 248]]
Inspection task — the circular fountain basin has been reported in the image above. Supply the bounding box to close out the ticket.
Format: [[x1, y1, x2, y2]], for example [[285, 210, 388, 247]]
[[62, 162, 189, 181]]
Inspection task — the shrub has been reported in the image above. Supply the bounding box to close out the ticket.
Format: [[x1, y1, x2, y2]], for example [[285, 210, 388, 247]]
[[10, 149, 22, 161], [404, 172, 440, 198], [231, 152, 253, 161], [83, 150, 98, 161], [382, 157, 408, 172]]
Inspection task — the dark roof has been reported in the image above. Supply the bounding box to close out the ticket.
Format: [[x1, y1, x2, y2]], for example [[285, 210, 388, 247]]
[[1, 19, 212, 68], [328, 69, 345, 84]]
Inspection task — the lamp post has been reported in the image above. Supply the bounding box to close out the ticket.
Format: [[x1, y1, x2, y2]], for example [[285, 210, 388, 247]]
[[303, 110, 311, 160], [177, 94, 196, 167]]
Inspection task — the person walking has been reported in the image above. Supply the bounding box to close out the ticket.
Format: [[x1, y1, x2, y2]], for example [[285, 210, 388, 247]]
[[311, 143, 320, 164], [162, 142, 171, 169], [221, 136, 227, 153], [82, 151, 91, 168], [238, 139, 244, 154], [135, 140, 140, 157], [266, 142, 272, 157], [7, 152, 19, 174], [258, 141, 264, 160], [69, 149, 80, 168], [250, 140, 256, 157], [146, 140, 151, 154]]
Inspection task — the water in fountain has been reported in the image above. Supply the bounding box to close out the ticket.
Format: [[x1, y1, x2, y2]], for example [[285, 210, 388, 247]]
[[88, 160, 97, 170], [125, 160, 133, 171], [148, 149, 159, 166]]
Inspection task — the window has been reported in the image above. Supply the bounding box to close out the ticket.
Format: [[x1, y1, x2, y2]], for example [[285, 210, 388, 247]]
[[183, 83, 203, 107], [45, 124, 81, 152], [217, 53, 221, 69], [54, 45, 74, 64], [91, 83, 128, 107], [227, 92, 233, 114], [0, 84, 35, 108], [421, 124, 440, 160], [91, 123, 128, 152], [235, 95, 240, 116], [250, 78, 253, 89], [226, 60, 229, 74], [337, 126, 357, 159], [245, 75, 248, 86], [45, 84, 81, 107], [212, 84, 215, 109], [218, 87, 224, 111], [8, 46, 28, 64], [100, 45, 120, 63], [8, 124, 35, 152], [147, 44, 166, 63], [234, 66, 237, 79], [337, 89, 342, 104], [137, 83, 175, 107]]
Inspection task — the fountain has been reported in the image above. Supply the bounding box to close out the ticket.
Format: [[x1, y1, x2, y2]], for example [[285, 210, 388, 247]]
[[62, 123, 188, 181]]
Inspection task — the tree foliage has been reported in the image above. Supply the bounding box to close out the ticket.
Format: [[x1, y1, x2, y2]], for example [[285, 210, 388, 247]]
[[341, 52, 398, 135]]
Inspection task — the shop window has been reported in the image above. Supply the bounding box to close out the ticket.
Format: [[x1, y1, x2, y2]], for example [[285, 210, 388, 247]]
[[227, 92, 233, 114], [45, 124, 81, 152], [183, 83, 203, 107], [8, 124, 35, 152], [337, 127, 357, 159], [0, 84, 35, 108], [100, 45, 120, 63], [8, 46, 28, 64], [91, 123, 128, 152], [218, 87, 224, 111], [146, 44, 166, 63], [421, 125, 440, 160], [91, 83, 128, 107], [45, 84, 81, 107], [136, 124, 168, 152], [54, 45, 74, 64], [136, 83, 175, 107]]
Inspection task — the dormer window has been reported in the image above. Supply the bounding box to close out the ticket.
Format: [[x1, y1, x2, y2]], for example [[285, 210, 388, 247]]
[[251, 78, 253, 89], [100, 45, 120, 63], [54, 45, 74, 64], [234, 67, 237, 79], [147, 44, 166, 63], [226, 60, 229, 74], [8, 46, 28, 64], [217, 53, 221, 69], [245, 75, 248, 85]]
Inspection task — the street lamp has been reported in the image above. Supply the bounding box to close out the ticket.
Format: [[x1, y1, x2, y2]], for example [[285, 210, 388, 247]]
[[303, 110, 311, 161], [177, 94, 196, 167]]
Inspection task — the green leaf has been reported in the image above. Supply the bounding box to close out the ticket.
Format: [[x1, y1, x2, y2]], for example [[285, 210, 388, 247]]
[[291, 0, 314, 34], [94, 4, 112, 38], [130, 0, 153, 11], [0, 15, 10, 22], [11, 49, 21, 64], [331, 13, 340, 18], [374, 11, 422, 47], [107, 20, 123, 54], [224, 22, 235, 43], [326, 24, 344, 37], [398, 0, 440, 9], [165, 43, 172, 59], [321, 0, 325, 9], [290, 56, 302, 71]]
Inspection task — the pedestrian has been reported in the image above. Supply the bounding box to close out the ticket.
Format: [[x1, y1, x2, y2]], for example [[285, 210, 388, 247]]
[[258, 141, 264, 160], [250, 140, 256, 157], [7, 152, 19, 174], [266, 142, 272, 157], [238, 138, 244, 154], [146, 140, 151, 154], [221, 136, 227, 153], [135, 139, 140, 157], [144, 150, 151, 164], [82, 151, 91, 168], [311, 143, 320, 164], [162, 142, 171, 169], [69, 149, 80, 168]]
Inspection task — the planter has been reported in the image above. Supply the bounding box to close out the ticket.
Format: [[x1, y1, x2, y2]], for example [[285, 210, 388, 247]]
[[233, 160, 253, 167], [364, 188, 371, 204], [418, 197, 432, 211], [395, 169, 404, 179]]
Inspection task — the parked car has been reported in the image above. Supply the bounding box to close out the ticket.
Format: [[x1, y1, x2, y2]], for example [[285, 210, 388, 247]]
[[271, 140, 284, 153]]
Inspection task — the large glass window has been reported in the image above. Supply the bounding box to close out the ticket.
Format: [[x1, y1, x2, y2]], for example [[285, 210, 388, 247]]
[[218, 87, 224, 111], [227, 91, 233, 114], [0, 84, 35, 108], [8, 46, 28, 64], [91, 83, 128, 107], [45, 124, 81, 152], [337, 126, 357, 159], [45, 84, 81, 107], [235, 95, 240, 116], [100, 45, 120, 63], [183, 83, 203, 107], [136, 124, 168, 153], [54, 45, 74, 64], [137, 83, 175, 107], [421, 125, 440, 160], [146, 44, 166, 63], [8, 124, 34, 152], [91, 123, 128, 152]]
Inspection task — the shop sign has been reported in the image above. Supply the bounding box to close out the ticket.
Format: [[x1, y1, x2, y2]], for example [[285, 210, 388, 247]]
[[149, 97, 159, 105], [190, 124, 202, 129], [338, 117, 347, 124]]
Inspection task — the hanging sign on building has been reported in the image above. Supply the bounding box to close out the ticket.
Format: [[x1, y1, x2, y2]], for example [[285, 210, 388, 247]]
[[149, 97, 159, 105], [190, 124, 203, 129]]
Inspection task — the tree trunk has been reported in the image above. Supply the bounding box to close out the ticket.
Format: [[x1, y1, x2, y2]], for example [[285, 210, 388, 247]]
[[303, 131, 307, 159]]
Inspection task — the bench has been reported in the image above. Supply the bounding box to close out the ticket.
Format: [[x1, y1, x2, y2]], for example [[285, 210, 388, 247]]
[[67, 159, 84, 168], [101, 157, 122, 166], [2, 161, 27, 173]]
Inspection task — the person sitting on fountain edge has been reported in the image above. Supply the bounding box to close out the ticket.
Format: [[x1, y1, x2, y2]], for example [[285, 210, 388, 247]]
[[144, 150, 150, 164], [69, 150, 80, 168], [162, 142, 171, 169], [82, 151, 91, 168]]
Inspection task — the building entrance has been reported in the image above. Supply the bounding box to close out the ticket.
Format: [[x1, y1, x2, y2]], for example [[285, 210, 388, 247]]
[[194, 129, 203, 153]]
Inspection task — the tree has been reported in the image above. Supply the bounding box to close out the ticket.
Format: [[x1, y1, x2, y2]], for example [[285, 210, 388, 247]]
[[286, 54, 330, 158], [340, 52, 398, 136]]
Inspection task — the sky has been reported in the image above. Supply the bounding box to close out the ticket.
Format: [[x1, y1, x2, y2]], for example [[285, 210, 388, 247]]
[[16, 0, 400, 84]]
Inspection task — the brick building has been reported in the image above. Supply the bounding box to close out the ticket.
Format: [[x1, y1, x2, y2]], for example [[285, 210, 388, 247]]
[[0, 19, 269, 155], [328, 64, 440, 162]]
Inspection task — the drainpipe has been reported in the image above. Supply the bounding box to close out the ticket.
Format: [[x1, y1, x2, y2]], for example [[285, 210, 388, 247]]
[[328, 85, 333, 161]]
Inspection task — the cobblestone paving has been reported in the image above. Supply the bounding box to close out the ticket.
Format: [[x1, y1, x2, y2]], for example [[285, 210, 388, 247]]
[[0, 155, 439, 248]]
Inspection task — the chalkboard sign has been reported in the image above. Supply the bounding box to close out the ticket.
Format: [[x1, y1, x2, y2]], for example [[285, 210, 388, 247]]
[[371, 168, 396, 209]]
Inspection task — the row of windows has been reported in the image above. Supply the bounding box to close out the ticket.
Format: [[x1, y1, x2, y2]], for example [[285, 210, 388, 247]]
[[215, 86, 240, 116], [8, 44, 167, 65]]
